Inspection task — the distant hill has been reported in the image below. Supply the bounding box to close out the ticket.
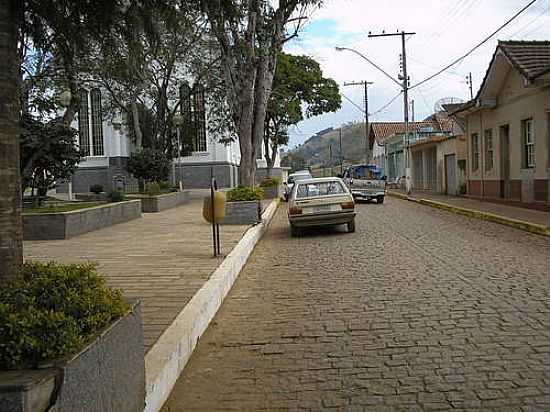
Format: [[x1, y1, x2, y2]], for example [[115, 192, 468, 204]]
[[284, 123, 369, 170]]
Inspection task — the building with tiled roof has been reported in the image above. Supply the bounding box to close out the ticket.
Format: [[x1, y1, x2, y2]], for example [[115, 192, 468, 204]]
[[453, 40, 550, 206]]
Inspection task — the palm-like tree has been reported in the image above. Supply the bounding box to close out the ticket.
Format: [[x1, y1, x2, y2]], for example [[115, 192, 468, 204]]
[[0, 0, 23, 283]]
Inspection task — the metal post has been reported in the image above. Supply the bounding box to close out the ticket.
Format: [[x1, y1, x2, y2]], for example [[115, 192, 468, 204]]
[[467, 72, 474, 100], [211, 176, 216, 257], [343, 81, 373, 165]]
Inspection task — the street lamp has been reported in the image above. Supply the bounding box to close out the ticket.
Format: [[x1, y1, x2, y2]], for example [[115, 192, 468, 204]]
[[173, 114, 184, 191], [59, 90, 73, 200]]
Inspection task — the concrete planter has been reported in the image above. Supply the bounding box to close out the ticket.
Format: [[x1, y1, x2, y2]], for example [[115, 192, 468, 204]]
[[261, 186, 281, 199], [23, 200, 142, 240], [222, 200, 261, 225], [75, 193, 109, 202], [0, 302, 145, 412], [127, 191, 190, 213]]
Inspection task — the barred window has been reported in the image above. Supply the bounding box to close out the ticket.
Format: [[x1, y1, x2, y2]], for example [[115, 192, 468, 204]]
[[472, 133, 480, 171], [523, 118, 535, 168], [484, 129, 493, 171], [90, 89, 104, 156], [194, 84, 207, 152], [78, 89, 90, 156]]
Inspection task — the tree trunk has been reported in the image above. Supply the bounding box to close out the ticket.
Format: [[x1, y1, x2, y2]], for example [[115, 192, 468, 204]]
[[0, 0, 23, 283], [130, 101, 143, 149]]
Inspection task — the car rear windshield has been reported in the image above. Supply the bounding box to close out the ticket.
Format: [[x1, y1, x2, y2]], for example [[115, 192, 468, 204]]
[[296, 181, 346, 198]]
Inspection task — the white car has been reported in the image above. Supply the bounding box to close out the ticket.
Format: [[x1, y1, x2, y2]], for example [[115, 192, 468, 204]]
[[287, 177, 356, 237], [283, 171, 312, 201]]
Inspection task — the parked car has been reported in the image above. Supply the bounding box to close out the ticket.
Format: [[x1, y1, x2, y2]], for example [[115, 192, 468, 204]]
[[342, 164, 386, 203], [287, 177, 356, 237], [283, 170, 312, 201]]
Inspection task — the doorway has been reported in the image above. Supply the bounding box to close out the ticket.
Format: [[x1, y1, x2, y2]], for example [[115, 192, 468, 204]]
[[445, 154, 457, 195], [499, 125, 510, 199]]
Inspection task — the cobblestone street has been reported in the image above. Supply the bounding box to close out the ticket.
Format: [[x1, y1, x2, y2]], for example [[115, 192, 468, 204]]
[[164, 197, 550, 411]]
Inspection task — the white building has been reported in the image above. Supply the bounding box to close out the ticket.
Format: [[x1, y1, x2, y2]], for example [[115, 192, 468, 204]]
[[60, 86, 280, 193]]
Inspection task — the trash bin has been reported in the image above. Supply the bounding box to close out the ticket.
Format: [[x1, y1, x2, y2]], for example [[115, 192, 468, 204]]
[[202, 191, 226, 224]]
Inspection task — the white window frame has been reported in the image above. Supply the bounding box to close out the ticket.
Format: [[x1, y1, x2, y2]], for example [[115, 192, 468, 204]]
[[472, 133, 480, 172], [78, 88, 105, 157], [484, 129, 493, 171], [523, 118, 535, 169]]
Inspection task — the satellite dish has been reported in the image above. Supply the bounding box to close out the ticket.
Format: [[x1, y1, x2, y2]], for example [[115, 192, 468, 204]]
[[434, 97, 464, 113]]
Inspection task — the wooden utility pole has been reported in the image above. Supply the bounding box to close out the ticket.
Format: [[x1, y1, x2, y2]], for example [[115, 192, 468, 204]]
[[339, 127, 344, 175], [368, 30, 415, 193], [343, 81, 373, 165], [466, 72, 474, 100]]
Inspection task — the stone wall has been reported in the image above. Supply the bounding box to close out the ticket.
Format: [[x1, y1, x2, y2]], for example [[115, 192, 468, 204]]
[[221, 201, 261, 225], [127, 191, 190, 213]]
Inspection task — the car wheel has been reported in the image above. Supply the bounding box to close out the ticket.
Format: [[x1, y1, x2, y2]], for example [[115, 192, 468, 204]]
[[290, 225, 300, 237], [347, 219, 356, 233], [377, 196, 385, 204]]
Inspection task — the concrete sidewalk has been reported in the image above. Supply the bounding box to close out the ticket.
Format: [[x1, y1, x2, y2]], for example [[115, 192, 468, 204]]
[[24, 195, 250, 351], [388, 190, 550, 236]]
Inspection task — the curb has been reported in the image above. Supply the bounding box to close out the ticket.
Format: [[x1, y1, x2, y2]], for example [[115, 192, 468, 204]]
[[143, 199, 280, 412], [387, 191, 550, 237]]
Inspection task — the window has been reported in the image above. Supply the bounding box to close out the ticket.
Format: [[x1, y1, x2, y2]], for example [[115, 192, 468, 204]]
[[472, 133, 480, 171], [78, 89, 90, 156], [90, 89, 104, 156], [179, 82, 207, 153], [484, 129, 493, 171], [296, 181, 345, 198], [194, 84, 207, 152], [523, 119, 535, 168]]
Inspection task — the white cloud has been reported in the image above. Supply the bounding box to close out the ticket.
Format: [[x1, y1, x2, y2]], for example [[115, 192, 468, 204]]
[[284, 0, 550, 148]]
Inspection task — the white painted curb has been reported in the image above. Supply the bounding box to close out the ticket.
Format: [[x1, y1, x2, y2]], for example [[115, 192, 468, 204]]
[[143, 199, 280, 412]]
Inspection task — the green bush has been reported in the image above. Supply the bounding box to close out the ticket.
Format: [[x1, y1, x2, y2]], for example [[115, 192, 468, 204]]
[[145, 182, 161, 196], [0, 262, 128, 369], [89, 184, 104, 194], [126, 148, 171, 183], [226, 186, 264, 202], [158, 181, 171, 191], [259, 177, 280, 188], [108, 190, 125, 202]]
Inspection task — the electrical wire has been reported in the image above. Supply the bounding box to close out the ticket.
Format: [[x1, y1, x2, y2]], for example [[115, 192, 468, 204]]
[[341, 92, 366, 114], [409, 0, 540, 90], [369, 91, 403, 117]]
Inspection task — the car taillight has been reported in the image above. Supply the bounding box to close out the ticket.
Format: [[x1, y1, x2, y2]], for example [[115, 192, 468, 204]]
[[341, 201, 355, 210], [289, 206, 303, 215]]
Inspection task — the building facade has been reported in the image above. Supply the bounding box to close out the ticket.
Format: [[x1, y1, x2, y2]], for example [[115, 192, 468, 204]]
[[454, 41, 550, 205]]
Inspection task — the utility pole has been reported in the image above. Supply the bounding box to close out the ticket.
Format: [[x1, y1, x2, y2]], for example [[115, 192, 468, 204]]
[[369, 30, 415, 193], [466, 72, 474, 100], [343, 81, 373, 165], [339, 127, 344, 175]]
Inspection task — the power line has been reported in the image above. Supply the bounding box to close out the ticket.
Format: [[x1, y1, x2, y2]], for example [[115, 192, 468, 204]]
[[341, 92, 366, 114], [369, 91, 403, 117], [409, 0, 539, 90]]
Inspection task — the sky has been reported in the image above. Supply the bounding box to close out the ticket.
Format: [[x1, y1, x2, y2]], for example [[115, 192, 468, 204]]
[[284, 0, 550, 149]]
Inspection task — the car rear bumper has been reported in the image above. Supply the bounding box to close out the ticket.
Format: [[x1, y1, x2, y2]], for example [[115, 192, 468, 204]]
[[351, 190, 386, 199], [288, 211, 356, 228]]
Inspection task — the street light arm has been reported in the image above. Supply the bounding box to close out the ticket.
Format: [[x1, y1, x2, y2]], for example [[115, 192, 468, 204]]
[[335, 46, 402, 87]]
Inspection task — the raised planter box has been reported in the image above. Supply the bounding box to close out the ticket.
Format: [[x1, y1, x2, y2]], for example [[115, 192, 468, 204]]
[[0, 302, 145, 412], [261, 186, 282, 199], [221, 200, 261, 225], [75, 193, 109, 202], [23, 200, 142, 240], [127, 191, 190, 213]]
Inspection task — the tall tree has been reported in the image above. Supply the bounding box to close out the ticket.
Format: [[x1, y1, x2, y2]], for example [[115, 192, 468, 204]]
[[264, 53, 341, 174], [0, 0, 23, 283], [200, 0, 323, 186]]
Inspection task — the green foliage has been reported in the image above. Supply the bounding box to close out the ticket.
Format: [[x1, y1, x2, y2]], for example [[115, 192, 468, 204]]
[[226, 186, 264, 202], [259, 177, 280, 188], [20, 114, 81, 196], [108, 191, 126, 202], [158, 181, 172, 191], [145, 182, 162, 196], [126, 148, 171, 183], [0, 262, 128, 369], [89, 184, 104, 194]]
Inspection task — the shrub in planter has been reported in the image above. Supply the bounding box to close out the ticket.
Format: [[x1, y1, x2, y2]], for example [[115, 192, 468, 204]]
[[259, 177, 280, 188], [144, 181, 161, 196], [108, 190, 126, 202], [226, 186, 264, 202], [0, 262, 128, 370], [89, 184, 104, 194]]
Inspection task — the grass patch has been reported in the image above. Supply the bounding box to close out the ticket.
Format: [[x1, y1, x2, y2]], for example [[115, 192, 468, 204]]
[[23, 202, 105, 214]]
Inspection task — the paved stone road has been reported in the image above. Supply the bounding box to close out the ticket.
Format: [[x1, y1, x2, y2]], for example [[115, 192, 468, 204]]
[[163, 197, 550, 411]]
